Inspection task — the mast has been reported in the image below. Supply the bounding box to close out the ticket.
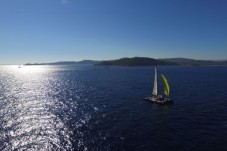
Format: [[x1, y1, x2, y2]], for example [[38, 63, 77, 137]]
[[152, 65, 158, 96]]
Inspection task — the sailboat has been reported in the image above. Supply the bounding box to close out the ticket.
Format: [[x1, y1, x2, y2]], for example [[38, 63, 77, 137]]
[[144, 65, 173, 104]]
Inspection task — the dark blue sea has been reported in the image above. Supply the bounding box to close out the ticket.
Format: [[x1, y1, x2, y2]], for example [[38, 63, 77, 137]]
[[0, 65, 227, 151]]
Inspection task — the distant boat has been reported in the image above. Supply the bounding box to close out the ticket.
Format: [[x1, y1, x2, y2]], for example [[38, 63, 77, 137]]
[[144, 65, 173, 104]]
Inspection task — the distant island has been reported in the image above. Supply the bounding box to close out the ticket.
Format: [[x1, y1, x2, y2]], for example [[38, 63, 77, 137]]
[[159, 58, 227, 66], [25, 60, 101, 65], [96, 57, 177, 66], [25, 57, 227, 66]]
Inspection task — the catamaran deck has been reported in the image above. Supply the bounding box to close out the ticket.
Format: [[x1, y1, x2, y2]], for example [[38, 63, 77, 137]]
[[144, 97, 173, 105]]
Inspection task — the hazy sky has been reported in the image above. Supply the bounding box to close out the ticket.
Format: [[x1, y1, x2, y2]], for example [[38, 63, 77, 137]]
[[0, 0, 226, 64]]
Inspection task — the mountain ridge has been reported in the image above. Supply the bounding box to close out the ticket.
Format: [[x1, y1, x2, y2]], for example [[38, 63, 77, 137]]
[[24, 57, 227, 66], [160, 58, 227, 66]]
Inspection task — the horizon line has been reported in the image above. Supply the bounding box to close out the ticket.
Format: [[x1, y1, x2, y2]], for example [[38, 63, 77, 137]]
[[0, 56, 227, 65]]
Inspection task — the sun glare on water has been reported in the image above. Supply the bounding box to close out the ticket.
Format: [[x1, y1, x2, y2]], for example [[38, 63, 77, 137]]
[[0, 65, 72, 150]]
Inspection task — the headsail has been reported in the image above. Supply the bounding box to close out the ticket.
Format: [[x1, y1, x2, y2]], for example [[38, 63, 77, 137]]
[[161, 74, 170, 96], [153, 66, 158, 95]]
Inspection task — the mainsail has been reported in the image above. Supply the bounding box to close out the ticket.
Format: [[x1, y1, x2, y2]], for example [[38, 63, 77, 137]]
[[161, 74, 170, 96], [152, 66, 158, 95]]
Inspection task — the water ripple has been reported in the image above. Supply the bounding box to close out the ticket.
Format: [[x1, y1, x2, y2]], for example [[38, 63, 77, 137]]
[[1, 65, 227, 151], [0, 66, 72, 150]]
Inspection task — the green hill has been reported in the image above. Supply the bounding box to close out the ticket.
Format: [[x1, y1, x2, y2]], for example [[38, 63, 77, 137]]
[[160, 58, 227, 66], [97, 57, 178, 66]]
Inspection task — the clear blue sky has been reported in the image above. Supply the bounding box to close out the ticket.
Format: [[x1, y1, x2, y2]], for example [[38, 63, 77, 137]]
[[0, 0, 226, 64]]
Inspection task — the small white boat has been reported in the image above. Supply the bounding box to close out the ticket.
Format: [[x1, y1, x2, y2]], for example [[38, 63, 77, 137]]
[[144, 65, 173, 105]]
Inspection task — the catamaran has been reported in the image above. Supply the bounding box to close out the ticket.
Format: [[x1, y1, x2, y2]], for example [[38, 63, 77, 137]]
[[144, 65, 173, 104]]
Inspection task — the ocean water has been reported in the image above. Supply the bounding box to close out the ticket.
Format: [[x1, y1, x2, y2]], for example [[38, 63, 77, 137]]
[[0, 65, 227, 151]]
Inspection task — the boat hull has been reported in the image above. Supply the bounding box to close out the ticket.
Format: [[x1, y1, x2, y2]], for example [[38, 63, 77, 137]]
[[144, 97, 173, 105]]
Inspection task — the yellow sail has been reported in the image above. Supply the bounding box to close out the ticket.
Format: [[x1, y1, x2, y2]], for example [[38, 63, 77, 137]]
[[161, 74, 170, 96]]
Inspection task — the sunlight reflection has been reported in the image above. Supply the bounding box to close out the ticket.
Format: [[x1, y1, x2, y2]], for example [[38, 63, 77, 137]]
[[19, 65, 47, 73], [0, 65, 72, 150]]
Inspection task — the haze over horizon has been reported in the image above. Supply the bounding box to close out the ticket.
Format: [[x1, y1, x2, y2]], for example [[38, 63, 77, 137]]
[[0, 0, 227, 64]]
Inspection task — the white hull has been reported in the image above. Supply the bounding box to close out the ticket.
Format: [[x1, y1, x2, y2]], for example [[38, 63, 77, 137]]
[[144, 96, 173, 105]]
